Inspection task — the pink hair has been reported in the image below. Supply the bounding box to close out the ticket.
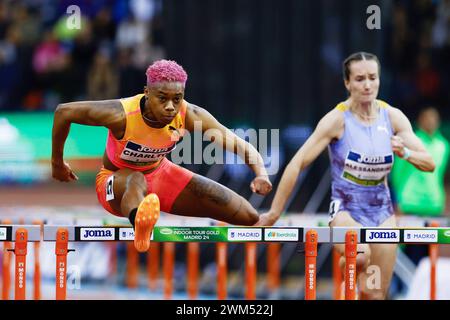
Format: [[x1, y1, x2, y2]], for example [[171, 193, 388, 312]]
[[146, 60, 188, 87]]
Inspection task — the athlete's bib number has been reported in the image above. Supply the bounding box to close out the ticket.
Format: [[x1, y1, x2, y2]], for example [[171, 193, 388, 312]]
[[106, 175, 115, 201], [342, 151, 393, 186], [120, 141, 175, 164], [329, 200, 341, 221]]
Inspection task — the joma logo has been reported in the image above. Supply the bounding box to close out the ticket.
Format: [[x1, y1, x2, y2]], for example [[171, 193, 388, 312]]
[[81, 228, 114, 240], [368, 231, 396, 240], [366, 230, 399, 242]]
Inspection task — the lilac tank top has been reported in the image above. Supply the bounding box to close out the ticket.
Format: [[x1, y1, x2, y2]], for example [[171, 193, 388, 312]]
[[328, 100, 395, 226]]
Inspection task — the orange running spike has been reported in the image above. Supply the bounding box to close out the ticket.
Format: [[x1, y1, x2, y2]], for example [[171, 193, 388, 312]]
[[14, 228, 28, 300], [134, 193, 160, 252], [305, 230, 318, 300], [345, 230, 358, 300]]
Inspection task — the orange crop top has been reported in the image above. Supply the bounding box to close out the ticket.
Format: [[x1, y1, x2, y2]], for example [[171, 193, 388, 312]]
[[105, 94, 187, 171]]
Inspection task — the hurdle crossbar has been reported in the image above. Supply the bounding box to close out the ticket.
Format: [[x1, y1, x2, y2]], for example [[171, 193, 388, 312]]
[[42, 226, 450, 244], [0, 225, 42, 242]]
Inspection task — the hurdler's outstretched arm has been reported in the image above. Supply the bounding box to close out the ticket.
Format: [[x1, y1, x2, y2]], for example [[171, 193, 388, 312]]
[[184, 103, 272, 195], [51, 100, 124, 182], [256, 109, 344, 225]]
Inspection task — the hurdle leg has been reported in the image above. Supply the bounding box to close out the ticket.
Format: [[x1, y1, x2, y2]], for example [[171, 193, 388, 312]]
[[55, 228, 69, 300], [33, 220, 42, 300], [2, 241, 12, 300], [216, 242, 227, 299], [245, 243, 257, 300], [305, 230, 318, 300], [147, 242, 160, 291], [429, 221, 439, 300], [332, 248, 342, 300], [14, 228, 28, 300], [126, 242, 139, 288], [267, 243, 280, 293], [187, 242, 199, 299], [2, 219, 12, 300], [163, 242, 175, 299], [345, 230, 357, 300], [108, 242, 118, 281], [33, 241, 41, 300]]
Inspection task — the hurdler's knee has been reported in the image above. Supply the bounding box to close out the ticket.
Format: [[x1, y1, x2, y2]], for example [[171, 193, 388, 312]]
[[126, 172, 147, 189], [238, 198, 258, 225]]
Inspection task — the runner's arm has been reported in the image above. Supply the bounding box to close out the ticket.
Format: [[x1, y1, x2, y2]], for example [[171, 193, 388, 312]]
[[185, 103, 268, 177], [52, 100, 124, 166], [389, 107, 435, 172], [268, 110, 343, 219]]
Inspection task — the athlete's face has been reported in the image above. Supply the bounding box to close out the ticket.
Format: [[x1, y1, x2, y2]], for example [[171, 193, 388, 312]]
[[345, 60, 380, 104], [144, 82, 185, 126]]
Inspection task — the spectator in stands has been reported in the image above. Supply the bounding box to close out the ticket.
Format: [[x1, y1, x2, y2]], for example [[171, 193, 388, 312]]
[[0, 26, 21, 110], [32, 30, 65, 75], [116, 13, 148, 50], [92, 6, 117, 45], [117, 48, 144, 97], [87, 48, 119, 100]]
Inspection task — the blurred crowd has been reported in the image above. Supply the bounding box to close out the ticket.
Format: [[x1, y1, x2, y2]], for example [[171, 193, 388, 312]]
[[0, 0, 165, 111], [0, 0, 449, 114], [386, 0, 450, 118]]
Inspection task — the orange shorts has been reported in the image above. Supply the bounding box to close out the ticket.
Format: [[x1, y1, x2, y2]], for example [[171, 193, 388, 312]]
[[95, 158, 194, 217]]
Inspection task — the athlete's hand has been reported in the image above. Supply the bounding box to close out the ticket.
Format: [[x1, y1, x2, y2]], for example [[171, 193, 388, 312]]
[[250, 175, 272, 195], [254, 211, 279, 226], [391, 135, 406, 158], [52, 161, 79, 182]]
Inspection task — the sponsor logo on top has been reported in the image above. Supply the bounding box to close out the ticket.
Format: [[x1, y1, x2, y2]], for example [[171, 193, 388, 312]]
[[404, 230, 438, 243], [264, 228, 299, 241], [444, 230, 450, 238], [159, 228, 174, 235], [0, 227, 6, 240], [80, 228, 115, 241], [228, 228, 262, 241], [365, 229, 400, 243], [119, 228, 154, 241], [119, 228, 135, 241]]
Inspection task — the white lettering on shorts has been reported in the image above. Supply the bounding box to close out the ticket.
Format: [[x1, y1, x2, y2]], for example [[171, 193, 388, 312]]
[[106, 175, 115, 201]]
